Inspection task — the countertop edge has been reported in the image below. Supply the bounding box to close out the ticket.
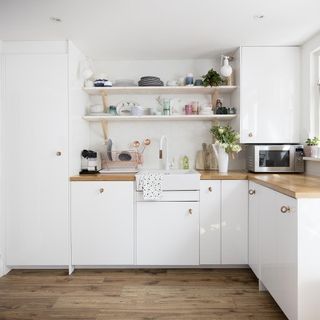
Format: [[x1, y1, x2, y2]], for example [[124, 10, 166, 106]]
[[70, 172, 320, 199]]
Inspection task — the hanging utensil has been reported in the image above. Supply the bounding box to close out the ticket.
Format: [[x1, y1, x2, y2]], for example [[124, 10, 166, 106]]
[[132, 140, 141, 153], [106, 139, 113, 161], [139, 138, 151, 153]]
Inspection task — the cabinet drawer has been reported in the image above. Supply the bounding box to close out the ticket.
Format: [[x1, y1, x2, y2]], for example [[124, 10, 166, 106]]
[[136, 190, 199, 202]]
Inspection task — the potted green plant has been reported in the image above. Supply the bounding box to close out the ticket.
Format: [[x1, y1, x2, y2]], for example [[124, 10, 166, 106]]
[[210, 125, 241, 173], [202, 69, 223, 87], [305, 137, 320, 158]]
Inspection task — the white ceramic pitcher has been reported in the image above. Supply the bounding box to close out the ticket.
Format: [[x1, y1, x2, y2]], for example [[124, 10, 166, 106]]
[[212, 144, 229, 173]]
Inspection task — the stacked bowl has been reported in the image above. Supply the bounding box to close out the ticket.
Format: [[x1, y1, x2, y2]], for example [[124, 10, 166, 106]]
[[138, 76, 164, 87]]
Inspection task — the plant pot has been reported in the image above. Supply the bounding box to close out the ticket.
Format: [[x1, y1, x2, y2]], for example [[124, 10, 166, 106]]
[[304, 145, 319, 158]]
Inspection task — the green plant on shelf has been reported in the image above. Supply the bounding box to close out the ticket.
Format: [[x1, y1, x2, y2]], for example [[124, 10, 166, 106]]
[[202, 69, 223, 87]]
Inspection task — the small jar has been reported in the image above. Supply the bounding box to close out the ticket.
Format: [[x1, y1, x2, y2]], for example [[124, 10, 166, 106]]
[[163, 99, 171, 115], [185, 73, 194, 86], [185, 104, 193, 115], [109, 105, 117, 115], [191, 101, 199, 114]]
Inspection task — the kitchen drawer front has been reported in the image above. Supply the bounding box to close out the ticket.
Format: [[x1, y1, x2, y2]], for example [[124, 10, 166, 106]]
[[136, 190, 199, 202]]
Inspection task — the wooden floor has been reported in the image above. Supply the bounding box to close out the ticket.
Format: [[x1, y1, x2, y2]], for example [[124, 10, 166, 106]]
[[0, 269, 286, 320]]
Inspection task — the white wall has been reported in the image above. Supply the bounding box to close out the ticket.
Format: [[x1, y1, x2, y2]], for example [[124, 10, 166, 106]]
[[89, 59, 245, 170], [301, 31, 320, 175]]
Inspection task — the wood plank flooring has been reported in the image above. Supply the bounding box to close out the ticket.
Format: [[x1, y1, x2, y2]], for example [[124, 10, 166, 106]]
[[0, 269, 286, 320]]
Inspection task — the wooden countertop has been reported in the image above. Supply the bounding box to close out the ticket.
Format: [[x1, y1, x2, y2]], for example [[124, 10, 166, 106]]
[[70, 171, 320, 198], [70, 170, 248, 182], [198, 170, 248, 180], [70, 173, 136, 181], [248, 173, 320, 199]]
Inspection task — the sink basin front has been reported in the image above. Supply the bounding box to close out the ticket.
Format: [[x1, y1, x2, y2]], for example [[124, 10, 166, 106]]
[[136, 169, 200, 190]]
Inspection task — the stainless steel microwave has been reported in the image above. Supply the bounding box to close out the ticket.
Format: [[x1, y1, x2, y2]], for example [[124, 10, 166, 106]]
[[246, 145, 305, 173]]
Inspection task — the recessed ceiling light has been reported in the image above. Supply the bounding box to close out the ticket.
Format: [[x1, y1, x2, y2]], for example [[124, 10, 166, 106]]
[[253, 14, 265, 20], [49, 16, 62, 23]]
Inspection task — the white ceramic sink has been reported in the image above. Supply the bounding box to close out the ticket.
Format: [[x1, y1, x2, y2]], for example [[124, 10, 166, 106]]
[[136, 169, 200, 190]]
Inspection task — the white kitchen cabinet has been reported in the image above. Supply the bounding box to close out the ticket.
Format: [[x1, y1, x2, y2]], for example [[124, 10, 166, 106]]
[[221, 180, 248, 264], [4, 53, 69, 266], [71, 181, 134, 265], [200, 180, 221, 264], [260, 187, 297, 320], [240, 46, 300, 144], [137, 202, 199, 265], [248, 181, 261, 278], [254, 183, 320, 320]]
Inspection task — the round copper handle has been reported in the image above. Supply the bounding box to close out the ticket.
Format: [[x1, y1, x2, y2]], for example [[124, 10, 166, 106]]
[[99, 188, 104, 193], [249, 189, 256, 195], [248, 132, 253, 137], [56, 151, 62, 156], [188, 208, 193, 215], [208, 187, 212, 192], [280, 206, 290, 213]]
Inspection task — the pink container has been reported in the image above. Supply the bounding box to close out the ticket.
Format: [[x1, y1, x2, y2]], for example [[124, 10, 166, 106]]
[[185, 104, 193, 115]]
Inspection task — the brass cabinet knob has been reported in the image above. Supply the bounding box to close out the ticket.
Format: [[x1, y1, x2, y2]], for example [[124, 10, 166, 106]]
[[99, 188, 104, 193], [248, 132, 253, 137], [188, 208, 193, 215], [249, 189, 256, 195], [280, 206, 290, 213], [208, 187, 212, 192], [56, 151, 62, 156]]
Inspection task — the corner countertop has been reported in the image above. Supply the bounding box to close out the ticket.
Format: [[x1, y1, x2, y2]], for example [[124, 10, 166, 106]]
[[70, 171, 320, 199], [248, 173, 320, 199]]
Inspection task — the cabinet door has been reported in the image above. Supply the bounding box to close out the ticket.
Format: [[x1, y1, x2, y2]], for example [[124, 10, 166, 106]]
[[248, 181, 261, 277], [221, 180, 248, 264], [259, 187, 278, 294], [137, 202, 199, 265], [241, 47, 300, 144], [274, 192, 297, 320], [71, 182, 134, 265], [260, 187, 297, 320], [4, 54, 69, 266], [200, 181, 221, 264]]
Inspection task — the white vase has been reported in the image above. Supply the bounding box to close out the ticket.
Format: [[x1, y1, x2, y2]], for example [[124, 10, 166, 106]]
[[212, 144, 229, 173]]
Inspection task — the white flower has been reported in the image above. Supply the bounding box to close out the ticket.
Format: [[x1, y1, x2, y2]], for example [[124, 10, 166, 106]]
[[218, 128, 224, 134], [232, 145, 242, 153]]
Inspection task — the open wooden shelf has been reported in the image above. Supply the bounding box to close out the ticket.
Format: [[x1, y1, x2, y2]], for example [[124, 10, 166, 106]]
[[83, 85, 237, 95], [82, 114, 237, 122]]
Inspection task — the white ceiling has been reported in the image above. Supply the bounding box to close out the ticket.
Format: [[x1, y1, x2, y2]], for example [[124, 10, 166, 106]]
[[0, 0, 320, 60]]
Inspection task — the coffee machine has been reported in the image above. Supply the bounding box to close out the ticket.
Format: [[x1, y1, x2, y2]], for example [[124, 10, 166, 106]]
[[80, 149, 101, 174]]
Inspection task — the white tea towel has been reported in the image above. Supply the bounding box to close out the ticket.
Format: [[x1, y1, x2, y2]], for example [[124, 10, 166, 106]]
[[137, 173, 163, 200]]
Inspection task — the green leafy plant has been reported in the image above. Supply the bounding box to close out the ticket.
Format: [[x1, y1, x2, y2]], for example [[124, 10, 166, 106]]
[[305, 137, 320, 146], [210, 125, 241, 154], [202, 69, 223, 87]]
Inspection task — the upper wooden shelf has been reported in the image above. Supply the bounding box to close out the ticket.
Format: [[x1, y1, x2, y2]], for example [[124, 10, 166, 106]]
[[83, 114, 237, 122], [83, 85, 237, 95]]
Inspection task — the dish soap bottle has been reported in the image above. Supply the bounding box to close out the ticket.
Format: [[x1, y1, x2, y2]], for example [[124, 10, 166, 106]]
[[182, 155, 189, 170]]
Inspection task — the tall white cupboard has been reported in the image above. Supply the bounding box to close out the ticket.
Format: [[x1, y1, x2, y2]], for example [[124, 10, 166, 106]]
[[2, 41, 88, 267]]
